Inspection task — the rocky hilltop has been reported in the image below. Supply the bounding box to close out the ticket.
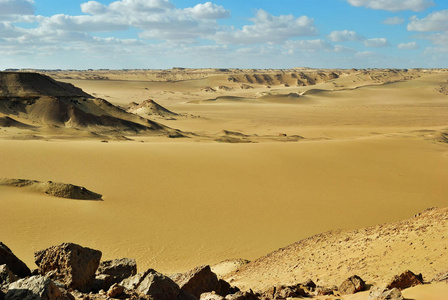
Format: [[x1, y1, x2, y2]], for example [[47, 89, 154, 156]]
[[0, 208, 447, 299], [0, 72, 184, 139]]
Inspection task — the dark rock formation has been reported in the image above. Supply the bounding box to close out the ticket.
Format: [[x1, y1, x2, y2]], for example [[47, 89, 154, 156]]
[[171, 265, 221, 299], [338, 275, 366, 295], [386, 270, 423, 290], [121, 269, 180, 300], [34, 243, 102, 292], [0, 243, 31, 278], [96, 258, 137, 289]]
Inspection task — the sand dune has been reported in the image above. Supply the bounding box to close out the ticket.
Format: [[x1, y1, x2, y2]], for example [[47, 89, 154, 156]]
[[0, 68, 447, 299]]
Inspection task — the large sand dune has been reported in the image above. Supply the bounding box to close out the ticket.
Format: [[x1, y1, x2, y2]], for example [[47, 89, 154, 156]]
[[0, 69, 447, 297]]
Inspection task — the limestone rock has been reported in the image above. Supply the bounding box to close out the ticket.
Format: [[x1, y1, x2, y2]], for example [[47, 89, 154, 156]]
[[5, 275, 67, 300], [0, 265, 18, 288], [200, 292, 224, 300], [106, 283, 124, 298], [386, 270, 423, 290], [96, 258, 137, 288], [34, 243, 102, 292], [121, 269, 180, 300], [171, 265, 220, 299], [0, 242, 31, 278], [368, 286, 403, 300], [339, 275, 366, 295]]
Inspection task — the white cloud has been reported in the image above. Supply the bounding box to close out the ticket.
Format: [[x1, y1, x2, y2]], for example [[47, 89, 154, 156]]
[[81, 1, 108, 15], [382, 16, 404, 25], [327, 30, 362, 42], [184, 2, 230, 19], [214, 9, 318, 45], [397, 41, 419, 49], [0, 0, 34, 15], [363, 38, 390, 47], [346, 0, 434, 12], [407, 10, 448, 31], [284, 39, 333, 53]]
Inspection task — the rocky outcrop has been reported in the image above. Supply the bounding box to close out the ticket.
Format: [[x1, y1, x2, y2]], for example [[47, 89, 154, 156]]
[[0, 243, 31, 278], [386, 270, 423, 290], [338, 275, 366, 295], [120, 269, 180, 300], [368, 286, 403, 300], [5, 276, 68, 300], [34, 243, 102, 292], [171, 265, 222, 299], [0, 265, 18, 288], [96, 258, 137, 289], [0, 178, 102, 200]]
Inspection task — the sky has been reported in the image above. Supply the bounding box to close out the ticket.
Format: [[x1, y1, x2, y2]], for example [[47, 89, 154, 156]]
[[0, 0, 447, 69]]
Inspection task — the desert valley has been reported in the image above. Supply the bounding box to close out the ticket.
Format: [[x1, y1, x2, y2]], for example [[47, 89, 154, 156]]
[[0, 68, 447, 299]]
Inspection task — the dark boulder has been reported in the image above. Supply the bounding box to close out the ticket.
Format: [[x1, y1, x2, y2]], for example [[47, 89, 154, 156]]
[[171, 265, 220, 299], [121, 269, 180, 300], [0, 242, 31, 278], [386, 270, 423, 290], [96, 258, 137, 289]]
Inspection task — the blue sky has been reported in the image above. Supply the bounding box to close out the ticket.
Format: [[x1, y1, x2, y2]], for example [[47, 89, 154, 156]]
[[0, 0, 447, 69]]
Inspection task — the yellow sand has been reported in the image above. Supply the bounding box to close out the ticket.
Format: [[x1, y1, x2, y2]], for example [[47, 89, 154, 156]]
[[0, 70, 447, 286]]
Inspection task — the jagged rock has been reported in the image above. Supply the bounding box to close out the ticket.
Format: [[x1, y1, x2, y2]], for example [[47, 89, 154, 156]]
[[339, 275, 366, 294], [303, 279, 316, 290], [0, 242, 31, 278], [107, 283, 124, 298], [386, 270, 423, 290], [5, 275, 68, 300], [200, 292, 224, 300], [0, 265, 18, 288], [216, 279, 231, 297], [91, 274, 111, 292], [262, 285, 308, 299], [368, 286, 403, 300], [121, 269, 179, 300], [314, 286, 334, 296], [96, 258, 137, 288], [224, 291, 258, 300], [171, 265, 220, 299], [34, 243, 102, 292], [431, 271, 448, 282]]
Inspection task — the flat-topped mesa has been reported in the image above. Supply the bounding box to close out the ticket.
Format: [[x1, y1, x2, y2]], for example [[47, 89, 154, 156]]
[[0, 72, 91, 98]]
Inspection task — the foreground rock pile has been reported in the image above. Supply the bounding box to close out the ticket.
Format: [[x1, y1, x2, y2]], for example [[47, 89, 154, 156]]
[[0, 241, 445, 300]]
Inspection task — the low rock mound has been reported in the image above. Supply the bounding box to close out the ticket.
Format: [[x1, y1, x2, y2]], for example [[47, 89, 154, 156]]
[[0, 178, 103, 200], [126, 99, 178, 119]]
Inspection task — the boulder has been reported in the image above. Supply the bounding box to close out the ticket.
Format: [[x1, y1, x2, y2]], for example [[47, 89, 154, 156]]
[[5, 275, 67, 300], [0, 265, 18, 288], [303, 279, 316, 290], [34, 243, 102, 292], [107, 283, 125, 298], [262, 285, 308, 299], [171, 265, 220, 299], [0, 242, 31, 278], [177, 290, 198, 300], [386, 270, 423, 290], [200, 292, 224, 300], [96, 258, 137, 288], [121, 269, 180, 300], [339, 275, 366, 295], [368, 286, 403, 300]]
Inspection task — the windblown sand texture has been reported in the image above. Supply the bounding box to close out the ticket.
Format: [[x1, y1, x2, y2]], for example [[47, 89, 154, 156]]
[[0, 68, 447, 298]]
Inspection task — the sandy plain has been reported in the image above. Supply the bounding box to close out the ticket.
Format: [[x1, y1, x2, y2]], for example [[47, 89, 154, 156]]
[[0, 68, 448, 298]]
